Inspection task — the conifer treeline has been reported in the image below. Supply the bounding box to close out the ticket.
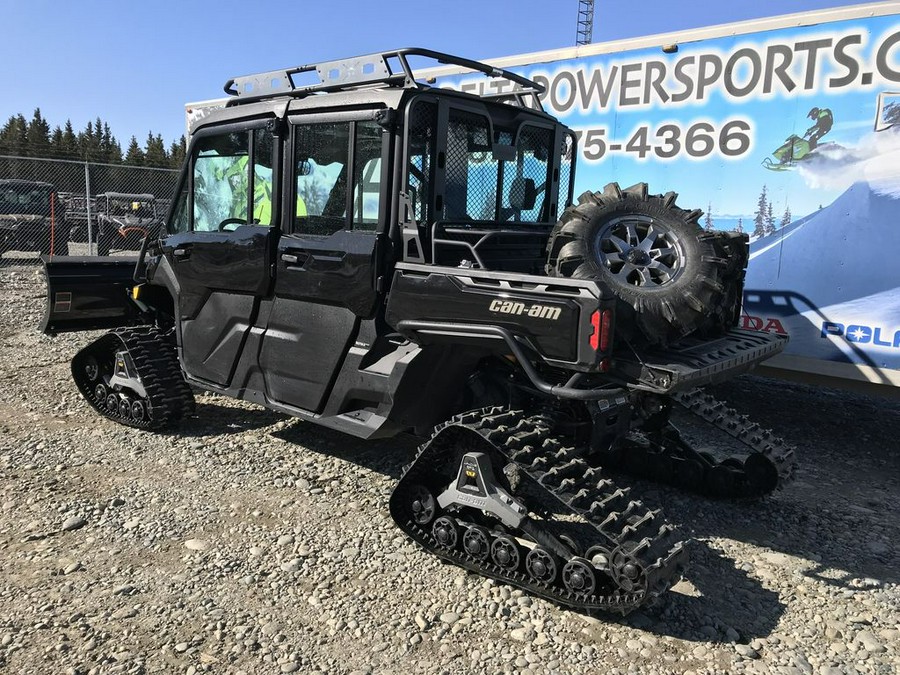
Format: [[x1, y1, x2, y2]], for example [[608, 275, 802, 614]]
[[0, 108, 186, 168]]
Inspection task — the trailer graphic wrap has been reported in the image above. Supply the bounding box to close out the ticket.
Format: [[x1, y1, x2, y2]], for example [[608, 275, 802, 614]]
[[442, 12, 900, 384]]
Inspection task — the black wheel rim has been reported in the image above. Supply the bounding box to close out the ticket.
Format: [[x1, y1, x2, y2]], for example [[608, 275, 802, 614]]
[[105, 393, 119, 412], [595, 215, 685, 286]]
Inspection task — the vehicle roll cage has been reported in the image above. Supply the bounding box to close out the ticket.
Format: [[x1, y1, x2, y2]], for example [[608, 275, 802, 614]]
[[223, 48, 545, 110]]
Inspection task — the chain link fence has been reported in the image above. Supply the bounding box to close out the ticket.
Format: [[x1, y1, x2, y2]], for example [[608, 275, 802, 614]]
[[0, 155, 179, 267]]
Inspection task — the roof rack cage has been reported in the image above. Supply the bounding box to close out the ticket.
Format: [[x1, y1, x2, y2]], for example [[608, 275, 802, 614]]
[[223, 48, 545, 108]]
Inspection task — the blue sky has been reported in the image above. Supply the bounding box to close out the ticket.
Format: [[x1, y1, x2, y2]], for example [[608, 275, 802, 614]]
[[0, 0, 882, 146]]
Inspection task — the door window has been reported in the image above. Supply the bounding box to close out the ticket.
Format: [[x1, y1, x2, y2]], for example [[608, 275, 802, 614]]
[[177, 127, 276, 233], [193, 132, 250, 232], [292, 120, 383, 236]]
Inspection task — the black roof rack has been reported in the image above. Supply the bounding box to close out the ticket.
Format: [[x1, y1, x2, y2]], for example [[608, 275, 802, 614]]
[[223, 48, 544, 109]]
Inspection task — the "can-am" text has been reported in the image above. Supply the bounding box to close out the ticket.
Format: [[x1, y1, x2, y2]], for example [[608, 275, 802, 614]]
[[489, 300, 562, 320]]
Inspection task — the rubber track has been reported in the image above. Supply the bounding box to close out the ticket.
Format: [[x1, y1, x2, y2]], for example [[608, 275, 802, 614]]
[[604, 389, 796, 498], [389, 407, 688, 615], [72, 326, 195, 431], [672, 388, 797, 490]]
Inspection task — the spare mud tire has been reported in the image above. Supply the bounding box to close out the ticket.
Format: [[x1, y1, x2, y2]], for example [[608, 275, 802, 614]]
[[694, 230, 749, 338], [546, 182, 730, 347]]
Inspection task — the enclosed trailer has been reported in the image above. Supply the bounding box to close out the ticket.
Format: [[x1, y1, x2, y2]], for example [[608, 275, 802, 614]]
[[425, 2, 900, 394]]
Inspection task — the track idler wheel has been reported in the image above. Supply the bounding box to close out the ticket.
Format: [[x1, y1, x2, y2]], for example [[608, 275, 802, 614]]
[[491, 535, 521, 572], [105, 392, 119, 412], [562, 557, 597, 596], [525, 547, 560, 584], [463, 526, 491, 561], [83, 356, 100, 382], [744, 453, 780, 494], [130, 399, 147, 422], [432, 517, 459, 550], [409, 485, 436, 526], [609, 545, 646, 593]]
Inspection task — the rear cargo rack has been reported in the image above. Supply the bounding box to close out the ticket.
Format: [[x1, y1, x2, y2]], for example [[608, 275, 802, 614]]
[[223, 48, 544, 108]]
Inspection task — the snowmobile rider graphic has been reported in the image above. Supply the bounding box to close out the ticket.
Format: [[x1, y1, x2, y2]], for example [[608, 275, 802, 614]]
[[805, 106, 833, 149], [763, 106, 835, 170]]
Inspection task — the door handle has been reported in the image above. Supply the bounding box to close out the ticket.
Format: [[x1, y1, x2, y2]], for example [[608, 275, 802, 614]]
[[310, 251, 346, 264], [173, 246, 192, 260], [281, 251, 310, 266]]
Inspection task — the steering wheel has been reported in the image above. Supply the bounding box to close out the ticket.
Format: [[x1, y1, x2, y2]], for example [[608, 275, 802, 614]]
[[218, 217, 247, 232]]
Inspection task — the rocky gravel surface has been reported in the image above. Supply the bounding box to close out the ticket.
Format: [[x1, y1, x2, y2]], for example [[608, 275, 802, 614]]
[[0, 265, 898, 674]]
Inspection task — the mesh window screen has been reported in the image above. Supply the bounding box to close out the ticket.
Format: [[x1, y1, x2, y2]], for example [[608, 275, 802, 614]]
[[406, 101, 436, 224], [445, 109, 494, 221]]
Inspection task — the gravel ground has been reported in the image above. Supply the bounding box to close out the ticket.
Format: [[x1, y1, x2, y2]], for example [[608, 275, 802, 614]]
[[0, 264, 897, 675]]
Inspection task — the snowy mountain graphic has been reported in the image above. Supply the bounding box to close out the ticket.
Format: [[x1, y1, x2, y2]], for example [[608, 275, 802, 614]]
[[743, 181, 900, 370], [746, 181, 900, 305]]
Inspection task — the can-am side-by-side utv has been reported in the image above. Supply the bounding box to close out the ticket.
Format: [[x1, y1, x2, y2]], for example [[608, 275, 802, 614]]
[[41, 49, 794, 616]]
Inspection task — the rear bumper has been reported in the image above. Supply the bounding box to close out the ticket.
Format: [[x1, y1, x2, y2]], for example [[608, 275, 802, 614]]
[[40, 255, 143, 335]]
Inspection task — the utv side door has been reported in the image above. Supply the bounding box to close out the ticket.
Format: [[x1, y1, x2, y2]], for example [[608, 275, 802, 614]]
[[258, 114, 388, 413], [160, 124, 280, 387]]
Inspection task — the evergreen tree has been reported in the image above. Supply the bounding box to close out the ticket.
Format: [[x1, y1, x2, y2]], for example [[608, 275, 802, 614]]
[[50, 125, 64, 156], [766, 202, 775, 235], [168, 135, 187, 168], [124, 136, 144, 166], [77, 120, 103, 160], [780, 206, 792, 229], [752, 185, 768, 238], [736, 217, 743, 234], [0, 114, 29, 155], [61, 120, 78, 158], [98, 123, 122, 163], [0, 107, 181, 167], [144, 132, 168, 168], [704, 202, 714, 231], [26, 108, 51, 157]]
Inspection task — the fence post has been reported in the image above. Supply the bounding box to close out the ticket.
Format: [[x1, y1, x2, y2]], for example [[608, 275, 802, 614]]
[[84, 162, 93, 251]]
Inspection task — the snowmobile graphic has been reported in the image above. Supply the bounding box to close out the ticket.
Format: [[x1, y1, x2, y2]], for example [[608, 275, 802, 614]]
[[763, 107, 837, 171]]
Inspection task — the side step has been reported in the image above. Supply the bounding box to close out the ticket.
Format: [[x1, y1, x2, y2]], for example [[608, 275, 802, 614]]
[[613, 329, 788, 393]]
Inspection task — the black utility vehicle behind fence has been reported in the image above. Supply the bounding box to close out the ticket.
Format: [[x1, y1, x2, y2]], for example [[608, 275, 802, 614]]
[[0, 155, 177, 265]]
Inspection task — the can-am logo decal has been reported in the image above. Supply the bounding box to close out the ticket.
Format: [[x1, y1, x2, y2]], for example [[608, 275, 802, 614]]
[[489, 299, 562, 320]]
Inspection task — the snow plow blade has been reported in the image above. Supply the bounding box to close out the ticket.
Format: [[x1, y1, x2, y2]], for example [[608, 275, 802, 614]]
[[40, 255, 143, 335]]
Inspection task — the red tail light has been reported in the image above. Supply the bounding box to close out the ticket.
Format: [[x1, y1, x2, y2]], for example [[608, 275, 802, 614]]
[[599, 309, 612, 352], [590, 309, 613, 352]]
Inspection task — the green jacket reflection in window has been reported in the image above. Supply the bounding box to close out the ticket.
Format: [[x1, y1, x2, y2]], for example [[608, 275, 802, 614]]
[[214, 156, 306, 225]]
